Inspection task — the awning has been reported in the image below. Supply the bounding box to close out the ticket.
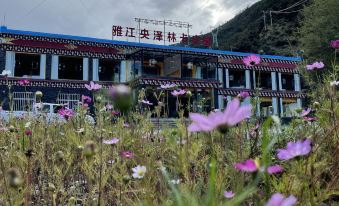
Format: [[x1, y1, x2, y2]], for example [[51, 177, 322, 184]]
[[130, 77, 221, 88]]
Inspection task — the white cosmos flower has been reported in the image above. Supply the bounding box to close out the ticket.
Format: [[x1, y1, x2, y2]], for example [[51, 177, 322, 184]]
[[132, 165, 146, 179], [1, 70, 11, 76], [330, 80, 339, 86], [25, 122, 31, 128], [170, 179, 181, 185]]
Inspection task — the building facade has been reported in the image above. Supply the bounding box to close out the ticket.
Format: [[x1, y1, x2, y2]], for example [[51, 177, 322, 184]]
[[0, 26, 305, 117]]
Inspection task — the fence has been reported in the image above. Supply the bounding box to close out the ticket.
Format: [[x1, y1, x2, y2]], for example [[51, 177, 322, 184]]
[[12, 92, 36, 111], [56, 93, 80, 110]]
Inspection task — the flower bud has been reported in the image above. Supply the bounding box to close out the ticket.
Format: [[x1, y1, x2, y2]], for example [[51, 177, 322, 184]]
[[313, 101, 320, 109], [55, 151, 64, 162], [83, 141, 96, 158]]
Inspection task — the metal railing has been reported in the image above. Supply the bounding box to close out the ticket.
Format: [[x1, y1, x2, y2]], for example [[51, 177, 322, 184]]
[[56, 93, 80, 110], [12, 92, 36, 111]]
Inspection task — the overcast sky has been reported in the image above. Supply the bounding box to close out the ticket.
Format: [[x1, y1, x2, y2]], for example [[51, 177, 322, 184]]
[[1, 0, 259, 43]]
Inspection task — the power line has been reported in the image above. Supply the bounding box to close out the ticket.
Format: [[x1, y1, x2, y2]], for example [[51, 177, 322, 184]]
[[19, 0, 49, 20]]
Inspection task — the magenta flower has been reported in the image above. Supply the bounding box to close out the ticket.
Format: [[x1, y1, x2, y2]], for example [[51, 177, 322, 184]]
[[303, 116, 317, 122], [237, 91, 250, 99], [234, 159, 258, 172], [140, 100, 153, 105], [188, 98, 251, 132], [85, 81, 102, 91], [330, 40, 339, 48], [266, 193, 297, 206], [160, 83, 177, 89], [267, 165, 283, 174], [58, 108, 75, 119], [24, 129, 32, 136], [223, 191, 235, 199], [306, 61, 325, 71], [119, 151, 134, 158], [300, 108, 311, 117], [82, 95, 92, 103], [103, 138, 119, 145], [277, 139, 312, 160], [19, 79, 30, 86], [243, 54, 261, 67], [111, 111, 120, 116], [171, 89, 186, 97]]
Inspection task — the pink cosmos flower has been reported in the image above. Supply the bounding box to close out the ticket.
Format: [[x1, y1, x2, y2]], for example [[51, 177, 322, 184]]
[[330, 40, 339, 48], [277, 139, 312, 160], [119, 151, 134, 158], [188, 98, 251, 132], [243, 54, 261, 67], [267, 165, 283, 174], [106, 104, 113, 110], [123, 123, 130, 128], [237, 91, 250, 99], [58, 108, 75, 119], [109, 85, 131, 98], [160, 83, 177, 89], [85, 81, 102, 91], [224, 191, 235, 199], [171, 89, 186, 97], [140, 100, 153, 105], [82, 95, 92, 103], [265, 193, 297, 206], [234, 159, 258, 172], [303, 117, 317, 122], [306, 61, 325, 71], [19, 79, 30, 86], [103, 138, 119, 145], [300, 108, 311, 117]]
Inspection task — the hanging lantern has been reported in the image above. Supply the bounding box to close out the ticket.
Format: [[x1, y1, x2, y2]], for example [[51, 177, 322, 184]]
[[149, 59, 157, 66], [187, 62, 193, 69]]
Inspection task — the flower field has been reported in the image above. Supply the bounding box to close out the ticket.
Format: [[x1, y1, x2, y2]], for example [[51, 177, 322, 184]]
[[0, 57, 338, 206]]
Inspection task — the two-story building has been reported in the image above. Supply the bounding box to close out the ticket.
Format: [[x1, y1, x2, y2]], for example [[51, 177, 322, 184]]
[[0, 26, 305, 117]]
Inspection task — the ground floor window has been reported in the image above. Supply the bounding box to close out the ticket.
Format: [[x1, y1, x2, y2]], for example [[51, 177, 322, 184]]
[[281, 98, 298, 117], [260, 98, 273, 117], [12, 92, 36, 111], [56, 93, 80, 110], [15, 53, 40, 77], [58, 56, 83, 80]]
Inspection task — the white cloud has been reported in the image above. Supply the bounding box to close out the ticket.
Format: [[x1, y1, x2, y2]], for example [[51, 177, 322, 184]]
[[0, 0, 259, 42]]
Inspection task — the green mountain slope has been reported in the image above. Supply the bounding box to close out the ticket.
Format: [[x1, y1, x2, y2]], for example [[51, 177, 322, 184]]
[[215, 0, 309, 56]]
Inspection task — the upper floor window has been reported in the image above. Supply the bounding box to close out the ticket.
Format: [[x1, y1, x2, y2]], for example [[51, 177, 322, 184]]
[[15, 53, 40, 77], [229, 70, 245, 88], [58, 56, 83, 80], [255, 71, 271, 90], [281, 74, 294, 91], [99, 59, 120, 82]]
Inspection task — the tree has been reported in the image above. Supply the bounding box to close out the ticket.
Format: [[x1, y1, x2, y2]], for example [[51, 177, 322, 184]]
[[298, 0, 339, 63]]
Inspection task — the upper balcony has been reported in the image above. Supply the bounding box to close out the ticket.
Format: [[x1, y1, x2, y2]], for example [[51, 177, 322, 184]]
[[128, 49, 218, 82]]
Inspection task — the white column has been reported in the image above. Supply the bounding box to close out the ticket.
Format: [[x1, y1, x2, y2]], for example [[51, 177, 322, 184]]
[[294, 73, 301, 91], [278, 72, 282, 90], [297, 98, 302, 109], [92, 58, 99, 81], [272, 97, 278, 115], [256, 97, 261, 117], [218, 67, 223, 85], [252, 71, 256, 89], [39, 54, 46, 79], [225, 68, 230, 88], [196, 66, 202, 79], [5, 51, 15, 77], [279, 97, 284, 117], [83, 58, 89, 81], [245, 70, 251, 89], [120, 61, 127, 83], [218, 95, 224, 109], [271, 72, 277, 90], [227, 96, 232, 103], [51, 55, 59, 80]]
